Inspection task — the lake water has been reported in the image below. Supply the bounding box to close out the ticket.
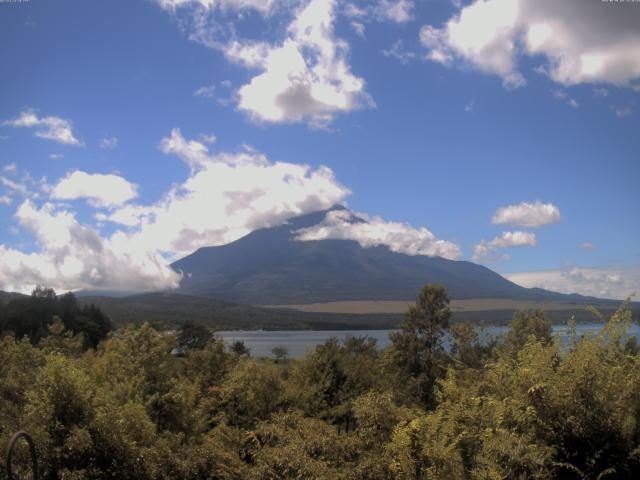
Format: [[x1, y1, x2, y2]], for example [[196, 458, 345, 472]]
[[217, 323, 640, 358]]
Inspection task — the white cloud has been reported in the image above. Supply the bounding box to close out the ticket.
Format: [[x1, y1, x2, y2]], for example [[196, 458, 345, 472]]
[[156, 0, 278, 16], [226, 0, 371, 127], [492, 200, 561, 228], [159, 128, 218, 169], [107, 129, 350, 258], [198, 132, 217, 145], [464, 100, 475, 112], [580, 242, 594, 250], [0, 176, 29, 196], [376, 0, 413, 23], [3, 163, 17, 174], [99, 136, 118, 149], [488, 230, 537, 248], [382, 39, 416, 64], [351, 21, 365, 38], [551, 89, 579, 108], [344, 0, 414, 24], [3, 110, 83, 146], [0, 200, 180, 294], [0, 130, 460, 293], [420, 0, 640, 89], [52, 171, 138, 208], [473, 230, 536, 262], [49, 154, 64, 160], [194, 85, 217, 98], [156, 0, 372, 126], [295, 209, 461, 260], [506, 265, 640, 300], [0, 195, 12, 206]]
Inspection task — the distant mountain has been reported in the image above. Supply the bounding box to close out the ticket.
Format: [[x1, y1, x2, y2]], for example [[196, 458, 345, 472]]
[[0, 290, 27, 304], [171, 207, 595, 305]]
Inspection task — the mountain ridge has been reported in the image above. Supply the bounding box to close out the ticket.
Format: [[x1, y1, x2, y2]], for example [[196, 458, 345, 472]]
[[170, 207, 599, 305]]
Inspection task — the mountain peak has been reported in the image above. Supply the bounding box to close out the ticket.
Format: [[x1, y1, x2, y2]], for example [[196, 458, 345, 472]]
[[170, 207, 579, 305]]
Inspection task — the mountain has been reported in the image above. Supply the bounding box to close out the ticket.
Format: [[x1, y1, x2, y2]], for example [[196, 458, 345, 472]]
[[171, 207, 594, 305]]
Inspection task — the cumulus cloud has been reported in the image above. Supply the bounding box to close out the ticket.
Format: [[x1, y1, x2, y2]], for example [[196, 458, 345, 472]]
[[3, 110, 83, 146], [473, 230, 536, 262], [3, 163, 17, 174], [295, 209, 461, 260], [156, 0, 372, 126], [0, 200, 180, 294], [0, 129, 462, 293], [488, 230, 537, 248], [225, 0, 372, 126], [506, 265, 640, 300], [52, 171, 138, 208], [580, 242, 594, 250], [0, 126, 348, 293], [492, 200, 561, 228], [0, 195, 12, 206], [49, 154, 64, 160], [107, 129, 350, 258], [420, 0, 640, 89]]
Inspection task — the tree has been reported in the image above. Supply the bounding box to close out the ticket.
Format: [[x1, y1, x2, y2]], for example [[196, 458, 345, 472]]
[[450, 322, 491, 370], [230, 340, 250, 356], [387, 284, 451, 408], [506, 309, 552, 350], [177, 321, 211, 350], [271, 346, 288, 363]]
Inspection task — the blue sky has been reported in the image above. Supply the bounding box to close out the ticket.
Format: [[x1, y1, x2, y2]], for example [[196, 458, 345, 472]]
[[0, 0, 639, 299]]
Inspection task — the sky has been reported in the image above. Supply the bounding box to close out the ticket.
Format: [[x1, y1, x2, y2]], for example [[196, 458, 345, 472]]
[[0, 0, 638, 299]]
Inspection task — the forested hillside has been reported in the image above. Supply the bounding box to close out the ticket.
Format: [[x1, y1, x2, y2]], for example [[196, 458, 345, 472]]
[[1, 285, 639, 479]]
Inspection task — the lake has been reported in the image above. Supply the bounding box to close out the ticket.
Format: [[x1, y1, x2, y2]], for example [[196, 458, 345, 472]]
[[217, 322, 640, 358]]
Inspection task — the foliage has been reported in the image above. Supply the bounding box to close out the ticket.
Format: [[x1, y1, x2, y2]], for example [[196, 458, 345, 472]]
[[1, 286, 639, 479], [0, 288, 112, 348], [387, 284, 451, 408]]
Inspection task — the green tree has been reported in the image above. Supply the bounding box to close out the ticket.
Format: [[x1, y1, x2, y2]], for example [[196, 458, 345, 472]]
[[506, 309, 553, 350], [178, 321, 212, 350], [387, 284, 451, 408], [230, 340, 250, 356], [271, 346, 288, 363]]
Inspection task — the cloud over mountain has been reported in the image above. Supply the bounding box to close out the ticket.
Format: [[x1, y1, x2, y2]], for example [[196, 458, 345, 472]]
[[295, 208, 461, 260]]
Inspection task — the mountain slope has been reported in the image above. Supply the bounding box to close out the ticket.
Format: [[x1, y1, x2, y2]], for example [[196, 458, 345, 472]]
[[171, 207, 591, 305]]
